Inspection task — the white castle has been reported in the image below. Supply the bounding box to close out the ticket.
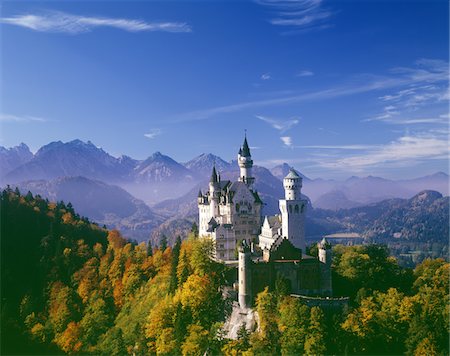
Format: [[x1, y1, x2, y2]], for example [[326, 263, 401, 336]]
[[198, 136, 308, 260]]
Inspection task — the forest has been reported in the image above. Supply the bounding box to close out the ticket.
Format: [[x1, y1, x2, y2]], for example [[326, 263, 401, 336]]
[[1, 187, 449, 355]]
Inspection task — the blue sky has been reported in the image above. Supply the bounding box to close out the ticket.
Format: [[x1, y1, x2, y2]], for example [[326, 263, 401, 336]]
[[1, 0, 448, 179]]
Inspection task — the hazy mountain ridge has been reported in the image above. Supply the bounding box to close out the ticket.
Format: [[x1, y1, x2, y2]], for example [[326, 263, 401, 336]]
[[183, 153, 232, 178], [14, 176, 165, 240], [312, 190, 449, 243], [2, 140, 448, 207]]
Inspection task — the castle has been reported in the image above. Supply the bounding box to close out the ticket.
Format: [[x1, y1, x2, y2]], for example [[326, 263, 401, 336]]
[[198, 136, 333, 308]]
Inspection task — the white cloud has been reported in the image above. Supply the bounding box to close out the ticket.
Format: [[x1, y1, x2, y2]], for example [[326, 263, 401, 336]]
[[0, 113, 48, 122], [256, 0, 334, 32], [1, 11, 192, 34], [144, 129, 162, 139], [280, 136, 293, 147], [296, 70, 314, 77], [261, 73, 271, 80], [315, 132, 449, 171], [173, 58, 448, 123], [256, 115, 299, 132], [298, 144, 375, 150]]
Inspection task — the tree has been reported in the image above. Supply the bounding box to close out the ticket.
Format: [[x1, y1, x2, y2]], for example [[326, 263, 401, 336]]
[[181, 324, 209, 356], [169, 236, 182, 294], [278, 297, 309, 355], [191, 222, 199, 236], [147, 240, 153, 257], [79, 295, 113, 346], [159, 235, 168, 252], [304, 307, 326, 355], [96, 327, 127, 356], [177, 250, 190, 286], [251, 287, 280, 354]]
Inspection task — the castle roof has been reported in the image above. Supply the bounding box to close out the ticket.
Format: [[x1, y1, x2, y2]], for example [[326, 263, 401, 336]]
[[264, 215, 281, 229], [210, 166, 218, 183], [318, 237, 332, 249], [285, 168, 300, 179], [241, 136, 251, 157]]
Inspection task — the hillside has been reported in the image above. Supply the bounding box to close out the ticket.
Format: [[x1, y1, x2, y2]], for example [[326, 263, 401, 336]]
[[312, 190, 449, 243], [1, 187, 108, 354], [14, 177, 165, 241]]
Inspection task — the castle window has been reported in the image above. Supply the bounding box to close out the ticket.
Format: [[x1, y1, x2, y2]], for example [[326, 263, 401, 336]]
[[295, 204, 299, 213], [289, 205, 293, 213], [301, 204, 304, 213]]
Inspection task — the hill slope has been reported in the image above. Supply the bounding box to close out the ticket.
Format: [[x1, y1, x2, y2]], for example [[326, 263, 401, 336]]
[[15, 177, 164, 241]]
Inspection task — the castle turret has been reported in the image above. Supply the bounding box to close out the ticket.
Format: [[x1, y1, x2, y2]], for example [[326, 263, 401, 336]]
[[238, 240, 252, 308], [279, 168, 306, 251], [238, 135, 255, 188], [318, 237, 332, 296], [209, 166, 220, 217]]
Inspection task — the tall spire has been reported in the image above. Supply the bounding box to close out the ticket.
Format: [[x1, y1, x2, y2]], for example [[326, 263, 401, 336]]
[[210, 165, 218, 183], [241, 135, 251, 157]]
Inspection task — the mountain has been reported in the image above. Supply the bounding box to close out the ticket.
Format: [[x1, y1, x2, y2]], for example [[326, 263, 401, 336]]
[[313, 190, 363, 210], [0, 143, 33, 179], [4, 140, 130, 183], [123, 151, 199, 204], [341, 175, 414, 203], [183, 153, 232, 178], [134, 151, 196, 183], [2, 139, 448, 209], [399, 172, 449, 196], [312, 190, 449, 243], [15, 176, 165, 241], [270, 163, 311, 181]]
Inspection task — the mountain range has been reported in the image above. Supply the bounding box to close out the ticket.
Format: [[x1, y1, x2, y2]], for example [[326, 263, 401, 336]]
[[1, 139, 448, 242]]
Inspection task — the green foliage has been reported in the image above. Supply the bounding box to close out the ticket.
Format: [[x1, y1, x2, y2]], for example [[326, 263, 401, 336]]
[[332, 244, 413, 300], [304, 307, 326, 356], [160, 234, 168, 251], [278, 297, 309, 355]]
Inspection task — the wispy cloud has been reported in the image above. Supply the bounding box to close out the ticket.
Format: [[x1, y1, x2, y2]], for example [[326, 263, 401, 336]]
[[365, 62, 449, 125], [298, 144, 375, 150], [256, 115, 299, 133], [261, 73, 271, 80], [296, 70, 314, 77], [0, 113, 48, 123], [1, 11, 192, 34], [280, 136, 293, 147], [256, 0, 334, 32], [173, 58, 448, 123], [144, 129, 162, 139], [314, 132, 449, 171]]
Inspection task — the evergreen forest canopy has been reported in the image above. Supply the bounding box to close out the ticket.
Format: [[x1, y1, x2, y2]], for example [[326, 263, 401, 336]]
[[1, 187, 449, 355]]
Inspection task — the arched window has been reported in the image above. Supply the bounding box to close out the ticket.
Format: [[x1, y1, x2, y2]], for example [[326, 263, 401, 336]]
[[301, 204, 304, 213], [295, 204, 299, 213], [236, 203, 240, 212], [289, 205, 293, 213]]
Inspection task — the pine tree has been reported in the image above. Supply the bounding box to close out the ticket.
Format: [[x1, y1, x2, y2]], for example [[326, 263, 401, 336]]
[[169, 236, 182, 293], [159, 235, 168, 252], [147, 240, 153, 257]]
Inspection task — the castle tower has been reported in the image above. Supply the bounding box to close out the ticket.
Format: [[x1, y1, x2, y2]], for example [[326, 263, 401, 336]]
[[318, 237, 332, 296], [238, 135, 255, 188], [279, 169, 306, 251], [238, 240, 252, 309], [209, 166, 220, 218]]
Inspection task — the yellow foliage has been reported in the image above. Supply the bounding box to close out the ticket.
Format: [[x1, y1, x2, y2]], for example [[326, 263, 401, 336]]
[[54, 322, 82, 354]]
